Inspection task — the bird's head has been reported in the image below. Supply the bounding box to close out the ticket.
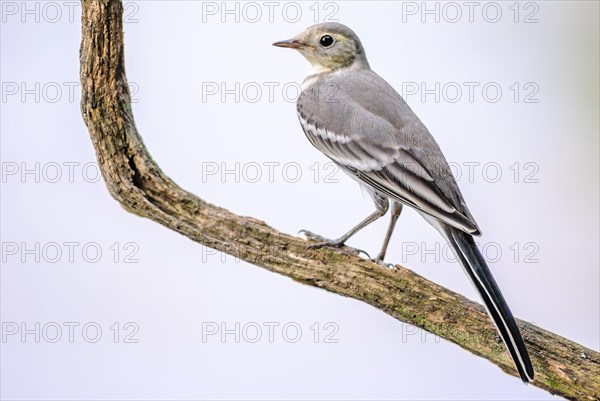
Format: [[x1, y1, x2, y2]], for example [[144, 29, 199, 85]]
[[273, 22, 369, 73]]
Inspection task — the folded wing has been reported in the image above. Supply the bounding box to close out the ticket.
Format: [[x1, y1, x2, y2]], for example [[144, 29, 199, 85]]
[[297, 69, 480, 235]]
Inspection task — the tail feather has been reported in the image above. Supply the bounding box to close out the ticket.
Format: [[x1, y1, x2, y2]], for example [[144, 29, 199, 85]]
[[443, 224, 534, 382]]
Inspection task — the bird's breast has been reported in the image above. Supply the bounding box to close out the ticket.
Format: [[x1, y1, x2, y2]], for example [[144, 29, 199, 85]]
[[301, 74, 321, 92]]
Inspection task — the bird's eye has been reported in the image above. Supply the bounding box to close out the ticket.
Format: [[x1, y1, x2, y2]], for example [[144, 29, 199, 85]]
[[319, 35, 335, 48]]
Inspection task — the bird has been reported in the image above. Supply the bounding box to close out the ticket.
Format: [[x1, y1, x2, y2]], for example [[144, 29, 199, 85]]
[[273, 22, 534, 383]]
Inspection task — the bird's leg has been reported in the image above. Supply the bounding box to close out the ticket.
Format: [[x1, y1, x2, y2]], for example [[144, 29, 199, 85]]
[[374, 202, 403, 264], [302, 196, 389, 252]]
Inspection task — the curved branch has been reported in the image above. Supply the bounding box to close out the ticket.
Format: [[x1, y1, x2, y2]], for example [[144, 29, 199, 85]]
[[79, 2, 599, 400]]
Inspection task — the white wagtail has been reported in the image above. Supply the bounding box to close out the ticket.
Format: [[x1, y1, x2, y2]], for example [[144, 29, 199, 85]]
[[274, 22, 534, 382]]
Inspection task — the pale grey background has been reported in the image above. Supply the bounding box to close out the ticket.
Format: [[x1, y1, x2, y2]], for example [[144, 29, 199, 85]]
[[1, 1, 598, 400]]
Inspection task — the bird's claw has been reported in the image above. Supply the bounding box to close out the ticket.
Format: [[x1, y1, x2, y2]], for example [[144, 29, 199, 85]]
[[298, 229, 324, 241], [372, 257, 398, 270]]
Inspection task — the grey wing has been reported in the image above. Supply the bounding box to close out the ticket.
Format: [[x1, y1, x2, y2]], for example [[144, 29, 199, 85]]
[[297, 72, 480, 235]]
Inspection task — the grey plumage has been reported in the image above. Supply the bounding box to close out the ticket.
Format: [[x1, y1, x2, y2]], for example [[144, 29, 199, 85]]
[[297, 67, 481, 235], [274, 22, 534, 382]]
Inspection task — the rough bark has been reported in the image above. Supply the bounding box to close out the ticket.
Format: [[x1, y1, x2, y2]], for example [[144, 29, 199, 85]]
[[79, 1, 599, 400]]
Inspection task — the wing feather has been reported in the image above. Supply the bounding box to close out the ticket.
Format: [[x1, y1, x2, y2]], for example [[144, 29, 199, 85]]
[[297, 69, 481, 235]]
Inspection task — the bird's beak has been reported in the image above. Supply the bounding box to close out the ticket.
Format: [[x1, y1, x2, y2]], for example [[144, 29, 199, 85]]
[[272, 39, 305, 49]]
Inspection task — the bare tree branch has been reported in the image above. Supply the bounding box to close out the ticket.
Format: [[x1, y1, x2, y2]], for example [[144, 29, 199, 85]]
[[79, 1, 599, 400]]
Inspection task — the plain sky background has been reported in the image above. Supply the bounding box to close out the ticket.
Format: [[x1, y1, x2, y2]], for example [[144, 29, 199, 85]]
[[1, 1, 599, 400]]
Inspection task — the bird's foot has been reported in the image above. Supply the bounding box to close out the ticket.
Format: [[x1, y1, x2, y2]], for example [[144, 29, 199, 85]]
[[372, 253, 398, 270], [373, 259, 398, 270], [299, 230, 370, 258]]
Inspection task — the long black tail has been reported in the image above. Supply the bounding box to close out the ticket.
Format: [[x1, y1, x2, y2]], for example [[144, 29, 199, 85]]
[[443, 224, 534, 382]]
